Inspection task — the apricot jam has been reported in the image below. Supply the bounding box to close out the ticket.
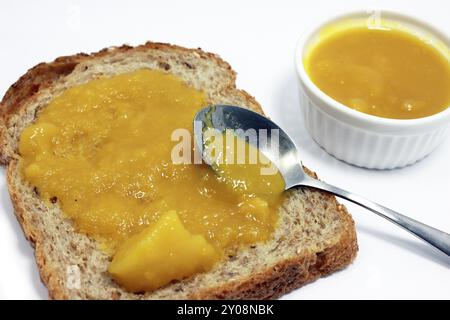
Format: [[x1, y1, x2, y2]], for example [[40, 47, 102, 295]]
[[305, 26, 450, 119], [18, 69, 285, 292]]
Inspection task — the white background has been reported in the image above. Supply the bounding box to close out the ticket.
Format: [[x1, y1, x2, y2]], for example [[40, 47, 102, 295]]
[[0, 0, 449, 300]]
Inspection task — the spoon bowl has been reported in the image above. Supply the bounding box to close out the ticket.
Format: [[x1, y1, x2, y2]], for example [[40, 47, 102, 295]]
[[194, 105, 305, 188]]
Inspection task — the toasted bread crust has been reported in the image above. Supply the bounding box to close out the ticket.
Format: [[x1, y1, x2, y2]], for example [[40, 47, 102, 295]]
[[7, 160, 68, 299], [0, 42, 357, 300]]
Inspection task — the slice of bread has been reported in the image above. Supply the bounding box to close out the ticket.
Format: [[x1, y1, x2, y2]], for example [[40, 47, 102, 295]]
[[0, 42, 357, 299]]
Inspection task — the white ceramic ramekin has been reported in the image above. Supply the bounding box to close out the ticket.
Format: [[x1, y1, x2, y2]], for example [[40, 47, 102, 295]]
[[295, 10, 450, 169]]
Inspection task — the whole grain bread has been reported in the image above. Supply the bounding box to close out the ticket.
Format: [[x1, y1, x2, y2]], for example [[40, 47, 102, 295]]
[[0, 42, 357, 299]]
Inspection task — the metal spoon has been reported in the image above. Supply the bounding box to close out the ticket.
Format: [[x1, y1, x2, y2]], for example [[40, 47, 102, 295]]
[[194, 105, 450, 256]]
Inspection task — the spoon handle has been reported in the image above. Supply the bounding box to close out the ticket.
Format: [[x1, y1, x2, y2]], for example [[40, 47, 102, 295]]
[[300, 178, 450, 257]]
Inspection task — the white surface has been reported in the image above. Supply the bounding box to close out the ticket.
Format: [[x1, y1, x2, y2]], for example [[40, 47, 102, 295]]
[[0, 0, 449, 300]]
